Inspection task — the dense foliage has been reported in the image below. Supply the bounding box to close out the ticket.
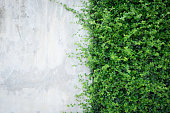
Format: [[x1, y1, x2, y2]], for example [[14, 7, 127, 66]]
[[55, 0, 170, 112]]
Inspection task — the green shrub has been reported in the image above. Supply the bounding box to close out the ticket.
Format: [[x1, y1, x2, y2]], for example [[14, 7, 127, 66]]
[[56, 0, 170, 112]]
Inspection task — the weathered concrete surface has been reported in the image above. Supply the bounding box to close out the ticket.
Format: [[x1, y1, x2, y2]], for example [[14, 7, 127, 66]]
[[0, 0, 89, 113]]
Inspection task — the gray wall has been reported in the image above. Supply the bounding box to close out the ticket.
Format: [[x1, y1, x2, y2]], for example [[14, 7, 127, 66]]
[[0, 0, 89, 113]]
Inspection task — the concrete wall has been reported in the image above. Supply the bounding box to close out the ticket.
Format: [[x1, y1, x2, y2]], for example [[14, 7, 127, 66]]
[[0, 0, 89, 113]]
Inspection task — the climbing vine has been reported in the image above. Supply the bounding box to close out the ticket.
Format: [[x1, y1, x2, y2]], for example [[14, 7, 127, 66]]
[[52, 0, 169, 112]]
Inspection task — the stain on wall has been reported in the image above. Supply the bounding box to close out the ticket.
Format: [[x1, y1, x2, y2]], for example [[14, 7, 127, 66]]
[[0, 0, 89, 113]]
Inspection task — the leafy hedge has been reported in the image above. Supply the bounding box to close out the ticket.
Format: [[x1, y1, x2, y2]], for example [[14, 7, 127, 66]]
[[55, 0, 170, 112]]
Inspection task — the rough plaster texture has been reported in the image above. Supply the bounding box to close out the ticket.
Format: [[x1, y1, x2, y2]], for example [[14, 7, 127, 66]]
[[0, 0, 89, 113]]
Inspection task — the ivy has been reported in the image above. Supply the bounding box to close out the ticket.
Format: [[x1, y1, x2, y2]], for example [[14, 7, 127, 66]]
[[53, 0, 169, 112]]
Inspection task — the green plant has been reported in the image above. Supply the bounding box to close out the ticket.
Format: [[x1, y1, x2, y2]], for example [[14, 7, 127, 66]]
[[54, 0, 170, 112]]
